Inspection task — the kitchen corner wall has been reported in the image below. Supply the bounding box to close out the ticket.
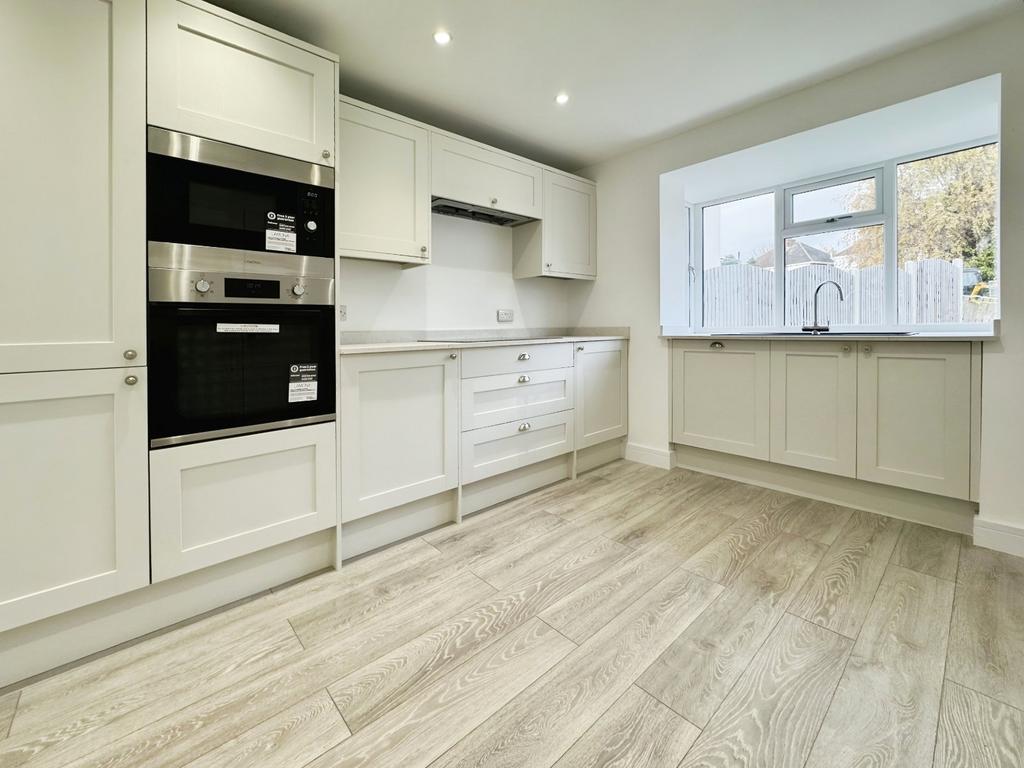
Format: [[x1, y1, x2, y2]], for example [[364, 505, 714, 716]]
[[566, 8, 1024, 544], [338, 214, 570, 332]]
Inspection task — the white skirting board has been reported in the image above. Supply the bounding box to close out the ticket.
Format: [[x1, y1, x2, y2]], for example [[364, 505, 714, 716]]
[[624, 441, 674, 469], [0, 530, 334, 689], [973, 518, 1024, 558], [673, 444, 976, 535]]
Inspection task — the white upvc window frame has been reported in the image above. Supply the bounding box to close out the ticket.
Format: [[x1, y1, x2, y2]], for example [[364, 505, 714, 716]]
[[691, 137, 998, 334]]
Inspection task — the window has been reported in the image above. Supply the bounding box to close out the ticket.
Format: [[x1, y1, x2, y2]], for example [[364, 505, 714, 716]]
[[691, 141, 998, 331]]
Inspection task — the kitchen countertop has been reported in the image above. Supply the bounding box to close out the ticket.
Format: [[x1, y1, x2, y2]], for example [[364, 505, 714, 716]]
[[338, 335, 628, 355], [338, 328, 630, 355]]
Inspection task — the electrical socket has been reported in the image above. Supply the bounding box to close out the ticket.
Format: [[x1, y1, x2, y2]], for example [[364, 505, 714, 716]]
[[496, 309, 514, 323], [338, 304, 347, 321]]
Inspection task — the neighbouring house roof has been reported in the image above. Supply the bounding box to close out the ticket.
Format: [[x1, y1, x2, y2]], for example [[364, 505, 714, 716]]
[[755, 241, 833, 268]]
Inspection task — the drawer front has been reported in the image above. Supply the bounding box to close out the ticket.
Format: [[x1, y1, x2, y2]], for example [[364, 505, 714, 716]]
[[461, 368, 575, 430], [461, 343, 573, 379], [461, 410, 574, 484]]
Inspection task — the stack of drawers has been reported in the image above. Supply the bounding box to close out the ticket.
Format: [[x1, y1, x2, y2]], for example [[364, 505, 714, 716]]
[[460, 343, 576, 484]]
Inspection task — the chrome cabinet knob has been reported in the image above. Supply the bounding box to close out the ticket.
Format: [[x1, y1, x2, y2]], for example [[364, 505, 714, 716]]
[[490, 197, 498, 205], [545, 263, 552, 269], [518, 422, 531, 432], [518, 375, 531, 383], [322, 149, 331, 159], [420, 245, 428, 254], [291, 284, 306, 297], [577, 346, 584, 352], [863, 345, 873, 354], [841, 345, 851, 353], [710, 341, 725, 349], [449, 353, 458, 359], [124, 375, 138, 386], [195, 278, 212, 294], [123, 349, 137, 360], [517, 352, 531, 361]]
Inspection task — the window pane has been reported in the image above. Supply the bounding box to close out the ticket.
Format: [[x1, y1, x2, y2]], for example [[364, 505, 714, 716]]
[[784, 226, 884, 327], [791, 176, 877, 224], [897, 144, 998, 324], [702, 193, 775, 328]]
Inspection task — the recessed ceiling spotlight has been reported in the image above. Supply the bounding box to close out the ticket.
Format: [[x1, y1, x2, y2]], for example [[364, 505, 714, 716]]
[[433, 29, 452, 46], [555, 92, 570, 106]]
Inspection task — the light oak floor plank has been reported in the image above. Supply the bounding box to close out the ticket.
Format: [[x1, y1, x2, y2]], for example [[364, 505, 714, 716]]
[[428, 567, 722, 768], [183, 690, 349, 768], [423, 509, 568, 567], [638, 532, 827, 727], [773, 497, 855, 546], [550, 686, 700, 768], [0, 692, 18, 740], [679, 613, 852, 768], [789, 509, 904, 638], [804, 564, 955, 768], [469, 524, 603, 590], [891, 522, 961, 581], [947, 544, 1024, 712], [934, 681, 1024, 768], [552, 467, 706, 524]]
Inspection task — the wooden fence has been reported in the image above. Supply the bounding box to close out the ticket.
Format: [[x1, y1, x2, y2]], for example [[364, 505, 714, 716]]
[[703, 259, 995, 327]]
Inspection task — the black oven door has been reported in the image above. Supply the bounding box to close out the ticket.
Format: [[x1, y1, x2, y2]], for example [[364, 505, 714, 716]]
[[147, 151, 333, 260], [148, 303, 336, 447]]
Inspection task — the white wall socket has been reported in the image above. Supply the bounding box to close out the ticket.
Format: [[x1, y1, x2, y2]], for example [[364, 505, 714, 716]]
[[338, 305, 347, 321], [496, 309, 514, 323]]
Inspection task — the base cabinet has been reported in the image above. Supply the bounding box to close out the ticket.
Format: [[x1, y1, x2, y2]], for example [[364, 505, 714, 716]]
[[770, 341, 857, 477], [672, 340, 770, 460], [575, 340, 628, 449], [0, 368, 149, 632], [340, 350, 459, 522], [857, 342, 971, 499], [150, 423, 337, 582]]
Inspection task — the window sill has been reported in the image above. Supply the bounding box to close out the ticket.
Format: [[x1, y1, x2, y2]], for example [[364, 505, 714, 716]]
[[661, 322, 998, 342]]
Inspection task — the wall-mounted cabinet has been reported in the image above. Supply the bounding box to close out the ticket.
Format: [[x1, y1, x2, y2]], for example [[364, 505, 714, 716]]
[[0, 368, 149, 633], [339, 350, 459, 522], [575, 340, 628, 449], [0, 0, 146, 375], [514, 171, 598, 279], [336, 99, 432, 264], [147, 0, 338, 166], [431, 133, 543, 219]]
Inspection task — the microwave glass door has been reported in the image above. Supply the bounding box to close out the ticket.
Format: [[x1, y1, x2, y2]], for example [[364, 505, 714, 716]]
[[148, 303, 335, 445]]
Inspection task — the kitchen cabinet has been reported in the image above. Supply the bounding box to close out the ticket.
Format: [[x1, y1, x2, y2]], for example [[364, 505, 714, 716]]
[[461, 368, 574, 431], [147, 0, 337, 166], [514, 171, 598, 279], [770, 341, 857, 477], [336, 99, 432, 264], [575, 340, 628, 449], [671, 340, 770, 460], [431, 133, 543, 219], [0, 0, 146, 374], [150, 423, 337, 582], [340, 350, 459, 522], [461, 410, 575, 484], [857, 342, 971, 499], [0, 368, 149, 633]]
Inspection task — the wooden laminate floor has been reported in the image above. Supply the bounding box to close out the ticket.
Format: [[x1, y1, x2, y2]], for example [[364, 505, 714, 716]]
[[2, 460, 1023, 768]]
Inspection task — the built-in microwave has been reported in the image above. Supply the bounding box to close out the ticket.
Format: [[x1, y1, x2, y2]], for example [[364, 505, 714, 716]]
[[147, 127, 335, 275]]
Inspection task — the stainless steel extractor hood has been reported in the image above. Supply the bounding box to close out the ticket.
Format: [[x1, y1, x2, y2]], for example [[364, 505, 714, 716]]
[[431, 197, 536, 227]]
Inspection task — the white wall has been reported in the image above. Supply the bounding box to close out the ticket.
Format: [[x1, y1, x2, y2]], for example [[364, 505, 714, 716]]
[[567, 8, 1024, 540], [338, 214, 569, 332]]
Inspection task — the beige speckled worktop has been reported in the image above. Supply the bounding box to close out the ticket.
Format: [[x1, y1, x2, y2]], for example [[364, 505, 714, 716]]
[[338, 328, 629, 355]]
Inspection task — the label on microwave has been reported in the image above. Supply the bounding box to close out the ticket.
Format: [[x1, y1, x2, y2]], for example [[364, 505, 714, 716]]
[[216, 323, 280, 334], [288, 363, 318, 403], [265, 229, 297, 253]]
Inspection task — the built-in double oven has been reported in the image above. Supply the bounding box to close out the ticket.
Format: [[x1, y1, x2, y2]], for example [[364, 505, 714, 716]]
[[147, 127, 336, 448]]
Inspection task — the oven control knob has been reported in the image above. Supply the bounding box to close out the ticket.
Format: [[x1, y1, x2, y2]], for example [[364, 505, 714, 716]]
[[291, 284, 306, 298], [305, 220, 318, 232], [195, 279, 212, 294]]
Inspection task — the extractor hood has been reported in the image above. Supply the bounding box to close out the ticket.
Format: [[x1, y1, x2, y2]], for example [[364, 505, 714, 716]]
[[431, 197, 536, 227]]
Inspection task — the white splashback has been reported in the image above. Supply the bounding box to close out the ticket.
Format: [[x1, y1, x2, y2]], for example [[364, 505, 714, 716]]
[[338, 214, 569, 332]]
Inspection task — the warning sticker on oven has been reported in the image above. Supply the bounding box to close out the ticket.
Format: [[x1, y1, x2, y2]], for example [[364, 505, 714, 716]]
[[288, 363, 318, 403], [216, 323, 280, 333], [266, 211, 297, 253]]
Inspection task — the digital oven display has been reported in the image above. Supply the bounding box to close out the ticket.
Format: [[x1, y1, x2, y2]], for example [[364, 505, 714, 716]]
[[224, 278, 281, 299]]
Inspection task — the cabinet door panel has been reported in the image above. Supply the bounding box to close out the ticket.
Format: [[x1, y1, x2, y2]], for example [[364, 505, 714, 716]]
[[770, 342, 857, 477], [857, 342, 971, 498], [544, 171, 597, 277], [340, 351, 458, 522], [431, 133, 542, 218], [672, 340, 770, 460], [337, 102, 430, 263], [575, 340, 628, 449], [0, 0, 145, 373], [0, 368, 148, 632], [147, 0, 336, 165], [462, 368, 574, 431]]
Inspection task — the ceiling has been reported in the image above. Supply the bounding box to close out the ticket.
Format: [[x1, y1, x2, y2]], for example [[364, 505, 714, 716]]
[[218, 0, 1019, 171]]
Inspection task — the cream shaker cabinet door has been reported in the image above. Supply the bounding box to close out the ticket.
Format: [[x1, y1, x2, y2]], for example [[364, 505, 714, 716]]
[[770, 341, 857, 477], [150, 423, 337, 582], [857, 342, 971, 499], [336, 101, 431, 264], [340, 351, 459, 522], [543, 171, 597, 278], [147, 0, 337, 166], [431, 133, 543, 218], [575, 340, 628, 449], [672, 340, 770, 460], [0, 368, 149, 632], [0, 0, 145, 374]]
